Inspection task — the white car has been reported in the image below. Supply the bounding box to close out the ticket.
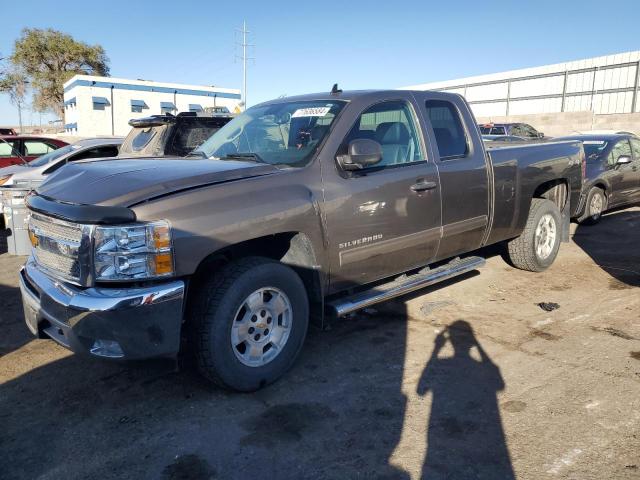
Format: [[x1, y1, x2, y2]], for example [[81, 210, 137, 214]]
[[0, 138, 121, 228], [0, 137, 122, 189]]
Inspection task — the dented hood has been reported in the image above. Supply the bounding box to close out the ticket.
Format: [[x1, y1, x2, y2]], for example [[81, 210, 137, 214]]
[[37, 157, 279, 207]]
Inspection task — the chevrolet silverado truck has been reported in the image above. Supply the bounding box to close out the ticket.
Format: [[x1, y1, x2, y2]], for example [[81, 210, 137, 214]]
[[20, 89, 584, 391]]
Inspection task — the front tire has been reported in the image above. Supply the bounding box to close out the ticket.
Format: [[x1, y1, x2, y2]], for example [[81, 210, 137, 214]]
[[577, 187, 606, 225], [506, 198, 562, 272], [192, 257, 309, 391]]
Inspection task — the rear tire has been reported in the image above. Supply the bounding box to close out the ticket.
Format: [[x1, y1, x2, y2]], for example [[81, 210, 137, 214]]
[[506, 198, 562, 272], [577, 187, 606, 225], [191, 257, 309, 391]]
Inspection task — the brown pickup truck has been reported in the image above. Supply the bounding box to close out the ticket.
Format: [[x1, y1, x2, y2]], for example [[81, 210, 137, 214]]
[[20, 89, 584, 391]]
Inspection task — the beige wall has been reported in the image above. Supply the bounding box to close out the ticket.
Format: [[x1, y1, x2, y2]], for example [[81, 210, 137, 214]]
[[476, 111, 640, 137]]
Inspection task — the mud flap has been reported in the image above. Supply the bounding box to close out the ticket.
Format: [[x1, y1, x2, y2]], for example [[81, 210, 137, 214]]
[[561, 197, 570, 242]]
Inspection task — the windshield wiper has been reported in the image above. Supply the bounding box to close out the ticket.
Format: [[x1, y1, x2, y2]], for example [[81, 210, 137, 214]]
[[218, 152, 265, 163]]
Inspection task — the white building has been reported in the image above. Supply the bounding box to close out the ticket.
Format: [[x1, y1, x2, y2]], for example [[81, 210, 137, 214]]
[[403, 50, 640, 118], [63, 75, 241, 137]]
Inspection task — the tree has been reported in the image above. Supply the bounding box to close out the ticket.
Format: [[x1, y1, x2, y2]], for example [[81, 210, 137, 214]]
[[0, 69, 28, 133], [10, 28, 109, 118]]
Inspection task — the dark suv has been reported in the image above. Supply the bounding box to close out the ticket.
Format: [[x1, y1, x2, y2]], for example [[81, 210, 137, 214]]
[[120, 112, 233, 158]]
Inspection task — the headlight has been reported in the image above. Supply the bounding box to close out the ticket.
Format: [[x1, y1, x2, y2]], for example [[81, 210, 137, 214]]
[[0, 174, 12, 186], [93, 220, 174, 281]]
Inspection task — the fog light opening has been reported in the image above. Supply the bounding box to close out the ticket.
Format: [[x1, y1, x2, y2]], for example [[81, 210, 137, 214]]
[[90, 339, 125, 358]]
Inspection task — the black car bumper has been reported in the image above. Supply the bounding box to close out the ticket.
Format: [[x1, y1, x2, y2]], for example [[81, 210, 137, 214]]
[[19, 256, 185, 360]]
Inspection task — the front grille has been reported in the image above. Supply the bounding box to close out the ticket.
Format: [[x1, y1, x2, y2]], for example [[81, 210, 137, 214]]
[[29, 213, 87, 285], [30, 215, 82, 244]]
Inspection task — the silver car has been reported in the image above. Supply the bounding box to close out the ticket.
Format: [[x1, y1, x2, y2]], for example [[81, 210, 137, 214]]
[[0, 137, 122, 189]]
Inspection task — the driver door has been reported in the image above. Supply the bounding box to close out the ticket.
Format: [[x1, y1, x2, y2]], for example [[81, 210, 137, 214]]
[[321, 98, 442, 292]]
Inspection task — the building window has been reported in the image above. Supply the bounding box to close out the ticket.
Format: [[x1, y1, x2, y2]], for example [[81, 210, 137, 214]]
[[92, 96, 110, 110], [64, 97, 77, 109], [131, 99, 149, 113], [160, 101, 176, 114], [189, 103, 203, 113], [64, 122, 78, 133]]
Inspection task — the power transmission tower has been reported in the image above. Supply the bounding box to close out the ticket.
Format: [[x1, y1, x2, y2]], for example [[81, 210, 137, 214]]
[[236, 21, 254, 110]]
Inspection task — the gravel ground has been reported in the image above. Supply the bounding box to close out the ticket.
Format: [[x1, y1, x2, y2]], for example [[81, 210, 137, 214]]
[[0, 208, 638, 480]]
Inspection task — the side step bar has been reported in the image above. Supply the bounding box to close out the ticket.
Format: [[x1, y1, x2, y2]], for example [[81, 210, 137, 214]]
[[328, 256, 485, 317]]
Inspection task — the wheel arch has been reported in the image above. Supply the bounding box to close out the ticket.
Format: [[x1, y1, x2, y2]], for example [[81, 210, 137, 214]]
[[187, 231, 324, 314]]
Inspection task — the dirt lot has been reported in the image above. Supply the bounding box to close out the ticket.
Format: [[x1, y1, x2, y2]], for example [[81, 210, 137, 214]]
[[0, 208, 638, 480]]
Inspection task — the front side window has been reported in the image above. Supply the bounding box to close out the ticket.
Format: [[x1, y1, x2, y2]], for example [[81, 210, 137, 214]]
[[610, 139, 632, 166], [425, 100, 468, 159], [25, 141, 55, 156], [509, 125, 525, 137], [522, 125, 539, 138], [195, 100, 345, 168], [630, 138, 640, 161], [343, 101, 423, 168]]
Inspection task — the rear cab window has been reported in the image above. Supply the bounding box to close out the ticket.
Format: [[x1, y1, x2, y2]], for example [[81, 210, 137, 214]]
[[425, 100, 469, 159]]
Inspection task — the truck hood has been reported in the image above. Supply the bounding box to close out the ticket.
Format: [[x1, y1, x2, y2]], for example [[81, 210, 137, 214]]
[[37, 158, 279, 207]]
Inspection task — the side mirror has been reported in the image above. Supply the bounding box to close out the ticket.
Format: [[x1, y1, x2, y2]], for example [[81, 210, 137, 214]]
[[537, 132, 545, 138], [616, 155, 632, 165], [338, 138, 382, 171]]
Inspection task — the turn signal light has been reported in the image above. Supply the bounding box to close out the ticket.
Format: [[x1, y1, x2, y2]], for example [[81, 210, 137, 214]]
[[152, 253, 174, 275]]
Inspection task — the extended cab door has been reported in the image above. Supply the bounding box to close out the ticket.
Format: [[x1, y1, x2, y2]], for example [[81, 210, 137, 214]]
[[321, 95, 442, 292], [417, 93, 490, 261]]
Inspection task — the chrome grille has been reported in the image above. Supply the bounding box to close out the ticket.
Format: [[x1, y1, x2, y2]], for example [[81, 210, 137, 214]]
[[30, 215, 83, 243], [29, 213, 86, 285]]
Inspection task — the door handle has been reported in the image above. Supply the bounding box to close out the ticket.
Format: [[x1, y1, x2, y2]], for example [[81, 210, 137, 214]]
[[410, 181, 437, 192]]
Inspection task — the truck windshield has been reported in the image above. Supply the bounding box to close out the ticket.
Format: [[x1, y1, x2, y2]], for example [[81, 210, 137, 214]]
[[194, 100, 346, 168]]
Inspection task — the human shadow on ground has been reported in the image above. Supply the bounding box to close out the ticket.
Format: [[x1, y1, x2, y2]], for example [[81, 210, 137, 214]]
[[572, 208, 640, 288], [417, 319, 515, 479]]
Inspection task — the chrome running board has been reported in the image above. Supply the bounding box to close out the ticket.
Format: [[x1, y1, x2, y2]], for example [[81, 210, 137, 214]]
[[328, 256, 485, 317]]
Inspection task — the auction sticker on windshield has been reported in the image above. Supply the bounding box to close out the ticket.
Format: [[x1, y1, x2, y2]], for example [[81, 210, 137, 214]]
[[292, 107, 331, 118]]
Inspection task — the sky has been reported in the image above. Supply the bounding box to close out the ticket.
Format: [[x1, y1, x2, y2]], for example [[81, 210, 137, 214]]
[[1, 0, 639, 126]]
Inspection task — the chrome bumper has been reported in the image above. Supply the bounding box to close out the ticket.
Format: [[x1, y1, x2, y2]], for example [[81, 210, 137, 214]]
[[19, 256, 185, 359]]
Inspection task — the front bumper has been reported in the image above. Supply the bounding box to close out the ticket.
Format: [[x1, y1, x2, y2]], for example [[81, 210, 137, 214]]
[[19, 256, 185, 360]]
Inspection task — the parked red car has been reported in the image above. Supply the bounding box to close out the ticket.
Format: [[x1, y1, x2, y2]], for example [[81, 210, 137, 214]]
[[0, 135, 69, 168]]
